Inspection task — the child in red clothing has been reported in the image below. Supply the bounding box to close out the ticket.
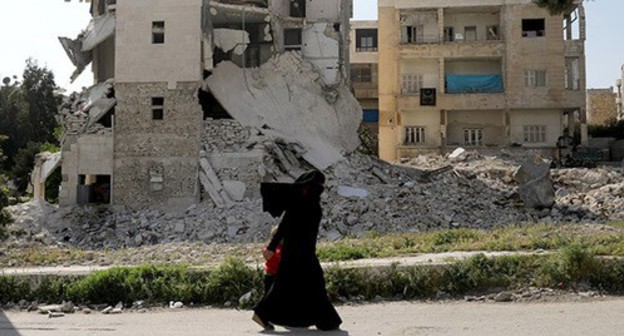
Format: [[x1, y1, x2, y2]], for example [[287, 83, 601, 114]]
[[263, 226, 282, 295], [263, 242, 281, 295]]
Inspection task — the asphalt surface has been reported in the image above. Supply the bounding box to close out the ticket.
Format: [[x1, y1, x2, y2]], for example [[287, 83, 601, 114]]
[[2, 298, 624, 336]]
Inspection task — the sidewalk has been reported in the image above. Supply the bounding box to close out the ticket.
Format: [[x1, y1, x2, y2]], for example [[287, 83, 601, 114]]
[[0, 251, 549, 277]]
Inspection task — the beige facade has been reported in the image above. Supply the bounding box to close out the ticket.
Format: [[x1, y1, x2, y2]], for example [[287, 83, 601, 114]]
[[350, 20, 379, 153], [378, 0, 587, 161], [58, 0, 354, 209], [587, 88, 617, 126], [617, 66, 624, 121]]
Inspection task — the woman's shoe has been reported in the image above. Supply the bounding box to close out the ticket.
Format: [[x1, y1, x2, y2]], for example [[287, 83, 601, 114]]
[[252, 313, 275, 330]]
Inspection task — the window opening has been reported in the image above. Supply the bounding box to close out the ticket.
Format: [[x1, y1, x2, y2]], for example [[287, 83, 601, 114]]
[[464, 129, 483, 146], [355, 29, 378, 52], [522, 19, 545, 37], [152, 97, 164, 120], [444, 27, 454, 42], [524, 125, 546, 143], [284, 29, 302, 51], [152, 21, 165, 44], [401, 74, 423, 94], [405, 127, 425, 145], [464, 26, 477, 42]]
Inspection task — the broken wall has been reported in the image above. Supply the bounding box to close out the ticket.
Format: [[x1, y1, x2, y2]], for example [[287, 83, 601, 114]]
[[59, 134, 114, 206], [205, 52, 361, 170], [115, 0, 203, 86], [113, 82, 202, 210]]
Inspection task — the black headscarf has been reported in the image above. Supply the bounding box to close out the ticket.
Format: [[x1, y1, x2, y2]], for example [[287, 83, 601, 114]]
[[260, 170, 325, 218]]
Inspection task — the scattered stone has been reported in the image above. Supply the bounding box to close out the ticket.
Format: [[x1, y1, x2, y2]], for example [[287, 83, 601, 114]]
[[494, 292, 514, 302]]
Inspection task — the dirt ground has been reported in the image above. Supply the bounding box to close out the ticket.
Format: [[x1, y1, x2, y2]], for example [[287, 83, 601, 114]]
[[3, 298, 623, 336]]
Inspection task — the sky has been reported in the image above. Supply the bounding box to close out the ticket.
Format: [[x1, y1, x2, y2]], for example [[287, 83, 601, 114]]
[[0, 0, 621, 92]]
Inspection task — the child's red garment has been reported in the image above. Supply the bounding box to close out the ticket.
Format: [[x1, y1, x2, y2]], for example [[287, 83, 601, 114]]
[[264, 245, 282, 275]]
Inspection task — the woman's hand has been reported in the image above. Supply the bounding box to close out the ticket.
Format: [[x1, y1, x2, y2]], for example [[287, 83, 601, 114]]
[[263, 248, 274, 261]]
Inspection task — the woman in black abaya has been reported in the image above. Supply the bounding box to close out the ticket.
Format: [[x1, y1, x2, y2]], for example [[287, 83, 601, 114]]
[[253, 170, 342, 331]]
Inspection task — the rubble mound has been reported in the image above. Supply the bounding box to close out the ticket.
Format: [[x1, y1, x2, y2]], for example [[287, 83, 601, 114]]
[[6, 150, 624, 250]]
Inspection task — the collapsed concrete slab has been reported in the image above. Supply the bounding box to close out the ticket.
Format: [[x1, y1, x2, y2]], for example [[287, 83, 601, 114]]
[[514, 154, 555, 208], [518, 174, 556, 209], [82, 14, 116, 52], [205, 52, 361, 170]]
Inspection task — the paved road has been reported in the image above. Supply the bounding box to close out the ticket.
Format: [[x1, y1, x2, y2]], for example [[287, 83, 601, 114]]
[[3, 299, 624, 336]]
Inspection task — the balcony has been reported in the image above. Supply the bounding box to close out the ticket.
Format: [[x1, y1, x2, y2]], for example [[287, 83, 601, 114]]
[[445, 74, 504, 94]]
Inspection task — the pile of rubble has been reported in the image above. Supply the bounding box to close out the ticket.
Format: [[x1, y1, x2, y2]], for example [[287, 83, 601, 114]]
[[7, 148, 624, 250]]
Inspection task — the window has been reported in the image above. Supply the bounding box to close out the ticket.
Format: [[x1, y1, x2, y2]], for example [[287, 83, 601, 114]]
[[443, 27, 454, 42], [464, 129, 483, 146], [565, 57, 580, 90], [486, 25, 500, 40], [525, 70, 547, 87], [407, 25, 424, 44], [464, 26, 477, 42], [355, 29, 378, 52], [289, 0, 305, 18], [152, 21, 165, 44], [351, 64, 372, 82], [522, 19, 545, 37], [149, 166, 164, 192], [152, 97, 164, 120], [405, 127, 425, 145], [401, 74, 423, 94], [524, 125, 546, 143], [284, 29, 302, 51]]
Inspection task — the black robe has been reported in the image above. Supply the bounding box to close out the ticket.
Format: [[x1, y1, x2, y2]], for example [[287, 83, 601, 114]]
[[254, 188, 342, 330]]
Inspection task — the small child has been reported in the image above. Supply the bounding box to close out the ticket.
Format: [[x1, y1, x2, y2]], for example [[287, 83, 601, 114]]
[[263, 226, 282, 295]]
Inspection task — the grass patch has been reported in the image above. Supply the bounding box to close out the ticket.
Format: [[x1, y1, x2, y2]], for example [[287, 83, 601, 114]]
[[2, 247, 623, 307], [2, 223, 623, 267], [317, 223, 624, 262]]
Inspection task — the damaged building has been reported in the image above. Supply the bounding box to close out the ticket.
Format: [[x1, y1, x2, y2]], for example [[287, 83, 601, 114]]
[[56, 0, 359, 209], [377, 0, 588, 161]]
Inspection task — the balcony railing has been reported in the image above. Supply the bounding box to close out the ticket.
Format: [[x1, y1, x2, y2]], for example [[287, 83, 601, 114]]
[[445, 74, 504, 94], [401, 35, 440, 45]]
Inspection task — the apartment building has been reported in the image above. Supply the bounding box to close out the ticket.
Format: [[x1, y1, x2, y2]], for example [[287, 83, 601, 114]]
[[349, 20, 379, 140], [587, 88, 617, 126], [378, 0, 587, 161], [57, 0, 355, 209], [617, 65, 624, 121]]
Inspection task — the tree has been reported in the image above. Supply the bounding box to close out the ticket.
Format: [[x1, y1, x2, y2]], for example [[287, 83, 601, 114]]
[[532, 0, 586, 15], [0, 59, 62, 194]]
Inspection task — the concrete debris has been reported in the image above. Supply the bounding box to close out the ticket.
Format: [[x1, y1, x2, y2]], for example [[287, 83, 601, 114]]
[[59, 12, 115, 82], [514, 154, 551, 185], [199, 156, 234, 208], [58, 79, 115, 136], [222, 180, 247, 202], [8, 149, 624, 251], [58, 36, 93, 82], [337, 186, 369, 199], [81, 14, 116, 52], [169, 301, 184, 309], [515, 155, 555, 209], [48, 311, 65, 318], [205, 52, 361, 170], [448, 147, 466, 160], [518, 174, 556, 209], [213, 28, 250, 55]]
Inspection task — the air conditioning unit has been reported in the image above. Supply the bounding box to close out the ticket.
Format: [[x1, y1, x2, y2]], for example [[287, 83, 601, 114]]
[[420, 88, 436, 106]]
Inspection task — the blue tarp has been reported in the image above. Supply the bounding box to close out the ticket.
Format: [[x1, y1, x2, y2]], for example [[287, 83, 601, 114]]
[[363, 109, 379, 123], [445, 74, 504, 94]]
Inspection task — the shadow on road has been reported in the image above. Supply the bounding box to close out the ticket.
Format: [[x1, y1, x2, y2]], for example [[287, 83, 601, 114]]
[[262, 328, 349, 335], [0, 310, 21, 336]]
